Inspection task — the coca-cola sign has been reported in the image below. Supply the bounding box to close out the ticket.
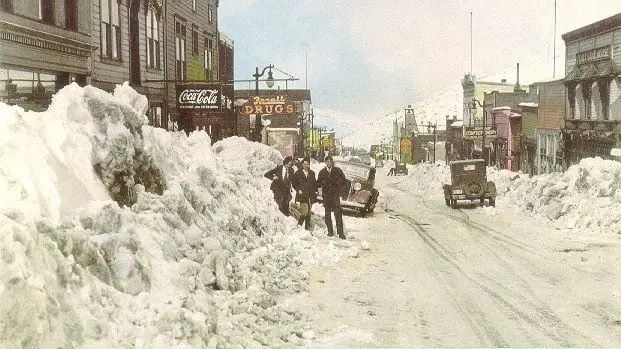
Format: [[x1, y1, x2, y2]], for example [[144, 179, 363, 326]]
[[176, 84, 221, 111]]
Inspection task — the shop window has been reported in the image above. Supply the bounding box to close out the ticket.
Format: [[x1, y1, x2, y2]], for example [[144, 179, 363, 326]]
[[146, 7, 161, 69], [175, 21, 186, 80], [101, 0, 121, 60], [148, 105, 163, 128]]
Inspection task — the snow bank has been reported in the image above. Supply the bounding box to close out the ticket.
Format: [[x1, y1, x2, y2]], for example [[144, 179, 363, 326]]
[[0, 84, 348, 349], [399, 160, 621, 236]]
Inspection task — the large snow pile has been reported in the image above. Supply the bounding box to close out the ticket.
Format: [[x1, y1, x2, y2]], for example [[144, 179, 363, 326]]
[[399, 160, 621, 236], [0, 83, 347, 349]]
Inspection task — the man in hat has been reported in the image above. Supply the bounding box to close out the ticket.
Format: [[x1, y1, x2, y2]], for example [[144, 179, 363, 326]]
[[264, 156, 295, 216], [316, 156, 346, 239]]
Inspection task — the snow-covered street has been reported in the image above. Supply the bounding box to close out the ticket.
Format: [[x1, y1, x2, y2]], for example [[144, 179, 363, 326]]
[[302, 164, 621, 347], [1, 84, 621, 348]]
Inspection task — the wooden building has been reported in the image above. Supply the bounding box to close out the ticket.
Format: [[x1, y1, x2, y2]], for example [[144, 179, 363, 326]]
[[561, 13, 621, 163], [1, 0, 94, 111]]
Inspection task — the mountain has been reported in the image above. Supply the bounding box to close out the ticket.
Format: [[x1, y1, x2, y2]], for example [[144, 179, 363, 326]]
[[338, 59, 558, 149]]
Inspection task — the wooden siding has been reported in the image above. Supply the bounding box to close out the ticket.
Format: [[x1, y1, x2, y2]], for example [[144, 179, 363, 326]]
[[520, 108, 537, 139], [565, 27, 621, 75], [165, 0, 219, 121], [612, 78, 621, 120], [538, 81, 565, 130]]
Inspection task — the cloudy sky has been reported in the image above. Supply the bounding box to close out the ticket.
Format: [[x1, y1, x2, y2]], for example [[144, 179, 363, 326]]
[[219, 1, 620, 121]]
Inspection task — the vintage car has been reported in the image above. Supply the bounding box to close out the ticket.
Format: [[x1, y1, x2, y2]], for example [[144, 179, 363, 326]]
[[317, 160, 379, 217], [443, 159, 496, 208], [394, 162, 408, 175]]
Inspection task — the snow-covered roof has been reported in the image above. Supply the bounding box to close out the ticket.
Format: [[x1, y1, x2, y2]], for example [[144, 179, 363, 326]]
[[519, 102, 539, 108]]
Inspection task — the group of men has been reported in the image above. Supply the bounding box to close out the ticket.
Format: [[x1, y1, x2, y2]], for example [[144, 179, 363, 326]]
[[264, 156, 346, 239]]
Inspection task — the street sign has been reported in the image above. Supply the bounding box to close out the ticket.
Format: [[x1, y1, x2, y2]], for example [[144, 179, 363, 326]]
[[464, 127, 497, 139], [610, 148, 621, 157]]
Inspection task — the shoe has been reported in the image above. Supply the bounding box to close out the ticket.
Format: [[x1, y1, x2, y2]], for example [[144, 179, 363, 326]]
[[338, 234, 346, 240], [327, 232, 334, 237]]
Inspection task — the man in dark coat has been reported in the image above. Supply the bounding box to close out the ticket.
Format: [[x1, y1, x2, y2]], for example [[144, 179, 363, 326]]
[[291, 157, 317, 230], [264, 156, 295, 216], [316, 156, 347, 239]]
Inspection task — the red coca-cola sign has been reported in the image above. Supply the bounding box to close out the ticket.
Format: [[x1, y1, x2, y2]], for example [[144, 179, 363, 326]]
[[176, 84, 221, 110]]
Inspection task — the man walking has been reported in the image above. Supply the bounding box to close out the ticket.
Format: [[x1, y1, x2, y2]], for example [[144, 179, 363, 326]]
[[317, 156, 346, 239], [291, 157, 317, 230], [264, 156, 295, 216]]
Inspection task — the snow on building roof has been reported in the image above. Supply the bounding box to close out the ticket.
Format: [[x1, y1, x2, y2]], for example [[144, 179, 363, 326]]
[[519, 102, 539, 108]]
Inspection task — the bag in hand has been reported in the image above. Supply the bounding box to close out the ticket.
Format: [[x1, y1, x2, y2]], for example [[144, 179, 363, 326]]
[[299, 202, 309, 217]]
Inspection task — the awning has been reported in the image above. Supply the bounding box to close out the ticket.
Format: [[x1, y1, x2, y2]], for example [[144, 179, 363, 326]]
[[564, 61, 618, 82]]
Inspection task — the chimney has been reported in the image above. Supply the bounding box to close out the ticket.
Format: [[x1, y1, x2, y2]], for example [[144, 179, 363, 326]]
[[514, 63, 521, 92]]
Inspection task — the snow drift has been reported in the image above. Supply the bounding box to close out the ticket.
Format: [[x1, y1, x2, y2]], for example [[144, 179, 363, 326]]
[[0, 83, 345, 349]]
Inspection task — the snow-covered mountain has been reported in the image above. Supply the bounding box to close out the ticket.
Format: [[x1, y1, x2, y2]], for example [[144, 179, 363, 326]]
[[338, 59, 558, 149]]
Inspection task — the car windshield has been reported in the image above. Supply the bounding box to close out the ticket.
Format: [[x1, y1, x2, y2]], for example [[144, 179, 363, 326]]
[[335, 162, 370, 179]]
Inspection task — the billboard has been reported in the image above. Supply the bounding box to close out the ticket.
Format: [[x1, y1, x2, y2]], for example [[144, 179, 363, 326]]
[[176, 84, 222, 111]]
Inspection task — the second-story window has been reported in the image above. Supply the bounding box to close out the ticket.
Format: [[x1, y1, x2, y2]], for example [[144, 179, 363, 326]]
[[192, 26, 198, 55], [192, 0, 196, 12], [208, 4, 213, 23], [175, 21, 186, 80], [204, 37, 213, 80], [101, 0, 121, 60], [146, 7, 160, 69], [40, 0, 55, 24], [1, 0, 14, 12]]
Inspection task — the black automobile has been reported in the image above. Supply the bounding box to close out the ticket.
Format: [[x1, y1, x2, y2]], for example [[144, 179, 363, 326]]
[[317, 160, 379, 217], [443, 159, 496, 208]]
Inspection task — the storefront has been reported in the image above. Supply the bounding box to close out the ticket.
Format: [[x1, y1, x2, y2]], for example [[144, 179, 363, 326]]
[[561, 13, 621, 163], [1, 15, 93, 111]]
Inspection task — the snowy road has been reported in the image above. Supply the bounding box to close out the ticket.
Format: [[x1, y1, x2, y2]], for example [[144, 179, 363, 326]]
[[302, 171, 621, 347]]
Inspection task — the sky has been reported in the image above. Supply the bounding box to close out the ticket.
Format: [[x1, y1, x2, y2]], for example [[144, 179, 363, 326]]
[[219, 1, 621, 127], [1, 83, 621, 347]]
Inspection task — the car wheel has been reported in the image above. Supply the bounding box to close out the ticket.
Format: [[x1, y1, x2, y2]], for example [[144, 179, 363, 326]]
[[445, 198, 450, 206], [450, 200, 457, 209], [489, 198, 496, 207], [480, 198, 485, 205], [359, 208, 367, 217]]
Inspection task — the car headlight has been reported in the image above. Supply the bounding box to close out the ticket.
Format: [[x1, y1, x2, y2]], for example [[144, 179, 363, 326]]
[[353, 182, 362, 191], [452, 189, 463, 194]]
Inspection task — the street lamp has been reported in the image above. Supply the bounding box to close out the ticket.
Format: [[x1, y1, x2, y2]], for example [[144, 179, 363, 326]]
[[252, 65, 275, 142], [427, 122, 437, 163], [471, 97, 487, 163]]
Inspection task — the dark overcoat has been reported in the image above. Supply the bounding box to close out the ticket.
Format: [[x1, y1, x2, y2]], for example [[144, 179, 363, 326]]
[[291, 168, 318, 203]]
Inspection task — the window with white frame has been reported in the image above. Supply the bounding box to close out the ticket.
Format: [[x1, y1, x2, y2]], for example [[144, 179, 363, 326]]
[[175, 21, 186, 80], [146, 7, 161, 69], [192, 26, 199, 55], [101, 0, 121, 59], [192, 0, 196, 12], [208, 4, 213, 23], [204, 37, 213, 80]]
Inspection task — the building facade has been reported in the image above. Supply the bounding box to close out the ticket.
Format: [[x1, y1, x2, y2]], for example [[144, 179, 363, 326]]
[[561, 13, 621, 164], [1, 0, 94, 111], [535, 79, 566, 174]]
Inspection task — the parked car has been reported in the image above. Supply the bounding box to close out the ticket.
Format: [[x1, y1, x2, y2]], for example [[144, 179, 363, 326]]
[[317, 160, 379, 217], [443, 159, 496, 208]]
